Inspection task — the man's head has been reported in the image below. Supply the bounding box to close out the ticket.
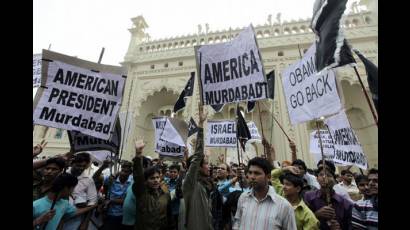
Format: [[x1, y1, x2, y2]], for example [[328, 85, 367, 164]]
[[187, 154, 210, 177], [43, 157, 66, 182], [367, 168, 378, 196], [247, 157, 273, 191], [51, 173, 78, 199], [119, 161, 133, 183], [341, 169, 354, 184], [169, 164, 180, 180], [292, 159, 307, 176], [217, 163, 230, 180], [355, 174, 369, 196], [152, 158, 159, 166], [70, 152, 91, 177], [281, 173, 304, 198], [231, 163, 239, 177], [144, 166, 161, 190], [316, 161, 336, 189]]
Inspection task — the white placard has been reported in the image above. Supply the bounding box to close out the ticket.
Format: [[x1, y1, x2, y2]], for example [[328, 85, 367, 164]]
[[282, 44, 342, 125], [324, 110, 368, 169], [33, 60, 125, 140], [198, 25, 268, 105], [33, 54, 42, 88], [247, 121, 261, 143], [152, 117, 184, 157], [206, 120, 237, 147], [309, 129, 334, 156]]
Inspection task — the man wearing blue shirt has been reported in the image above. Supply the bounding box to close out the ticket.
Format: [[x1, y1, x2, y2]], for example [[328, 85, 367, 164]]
[[33, 173, 96, 230]]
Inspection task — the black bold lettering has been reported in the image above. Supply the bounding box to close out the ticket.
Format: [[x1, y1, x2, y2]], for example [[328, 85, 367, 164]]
[[241, 85, 248, 100], [204, 64, 213, 84], [39, 107, 56, 120], [212, 63, 222, 83], [48, 88, 60, 102], [53, 69, 65, 84], [56, 90, 69, 105], [76, 74, 86, 89], [250, 50, 260, 74], [242, 53, 250, 76], [223, 60, 230, 81], [230, 58, 239, 79]]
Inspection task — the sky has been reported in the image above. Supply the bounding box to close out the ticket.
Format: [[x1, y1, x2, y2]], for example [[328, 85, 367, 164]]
[[33, 0, 358, 97]]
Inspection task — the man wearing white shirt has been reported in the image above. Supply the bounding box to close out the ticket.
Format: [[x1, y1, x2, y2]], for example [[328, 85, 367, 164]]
[[233, 157, 297, 230], [339, 169, 360, 200], [63, 152, 98, 229]]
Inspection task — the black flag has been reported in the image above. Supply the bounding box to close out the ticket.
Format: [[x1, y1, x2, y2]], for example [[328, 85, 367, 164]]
[[211, 104, 224, 113], [173, 72, 195, 113], [311, 0, 356, 72], [187, 117, 199, 137], [247, 70, 275, 112], [236, 107, 251, 151], [353, 48, 378, 113]]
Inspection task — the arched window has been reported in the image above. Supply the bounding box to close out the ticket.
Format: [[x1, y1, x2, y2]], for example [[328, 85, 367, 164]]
[[278, 51, 284, 56], [54, 129, 63, 139]]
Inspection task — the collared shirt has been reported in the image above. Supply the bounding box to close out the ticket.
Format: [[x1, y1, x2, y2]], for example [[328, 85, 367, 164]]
[[68, 169, 98, 206], [293, 199, 320, 230], [352, 198, 378, 230], [338, 182, 360, 199], [104, 175, 133, 216], [304, 173, 320, 189], [233, 186, 297, 230], [304, 190, 353, 230]]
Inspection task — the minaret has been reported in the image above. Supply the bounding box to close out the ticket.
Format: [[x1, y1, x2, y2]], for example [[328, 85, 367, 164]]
[[124, 15, 150, 62]]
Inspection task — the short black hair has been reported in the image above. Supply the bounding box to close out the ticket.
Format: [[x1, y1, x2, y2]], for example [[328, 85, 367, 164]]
[[292, 159, 307, 172], [51, 173, 78, 193], [281, 173, 304, 190], [231, 163, 239, 168], [144, 166, 161, 181], [121, 161, 133, 169], [341, 169, 353, 176], [368, 168, 378, 176], [317, 165, 336, 179], [46, 157, 66, 170], [317, 160, 336, 174], [355, 174, 368, 184], [247, 157, 273, 175], [72, 152, 91, 164], [169, 164, 180, 172]]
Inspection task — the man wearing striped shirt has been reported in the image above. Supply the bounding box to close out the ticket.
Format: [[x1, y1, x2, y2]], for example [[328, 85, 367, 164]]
[[233, 157, 297, 230], [352, 168, 378, 229]]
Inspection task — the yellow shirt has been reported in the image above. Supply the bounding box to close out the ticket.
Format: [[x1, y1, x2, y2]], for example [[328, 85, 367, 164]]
[[293, 199, 320, 230]]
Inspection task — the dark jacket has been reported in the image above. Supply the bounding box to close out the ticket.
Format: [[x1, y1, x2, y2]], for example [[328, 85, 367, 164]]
[[132, 156, 171, 230], [182, 128, 213, 230]]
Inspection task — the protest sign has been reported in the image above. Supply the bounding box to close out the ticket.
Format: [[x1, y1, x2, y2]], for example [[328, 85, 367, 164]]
[[68, 118, 121, 153], [282, 44, 342, 125], [152, 117, 184, 157], [206, 120, 237, 147], [160, 118, 188, 147], [33, 50, 126, 140], [33, 54, 42, 88], [197, 25, 268, 105], [324, 110, 368, 169], [309, 129, 334, 156], [247, 121, 261, 143]]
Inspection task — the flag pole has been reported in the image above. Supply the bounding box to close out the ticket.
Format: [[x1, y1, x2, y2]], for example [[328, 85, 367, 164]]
[[235, 103, 242, 166], [257, 101, 267, 157], [352, 66, 378, 126], [316, 120, 331, 205]]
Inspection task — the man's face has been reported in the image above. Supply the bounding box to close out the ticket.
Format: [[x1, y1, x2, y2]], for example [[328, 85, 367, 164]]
[[200, 159, 210, 177], [169, 169, 179, 180], [368, 173, 378, 195], [357, 179, 369, 195], [247, 165, 269, 191], [71, 161, 88, 177], [283, 179, 301, 198], [343, 173, 353, 184], [293, 164, 305, 176], [147, 172, 161, 190], [231, 166, 238, 177], [43, 163, 62, 182], [317, 169, 335, 189], [119, 168, 132, 182], [216, 164, 228, 180]]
